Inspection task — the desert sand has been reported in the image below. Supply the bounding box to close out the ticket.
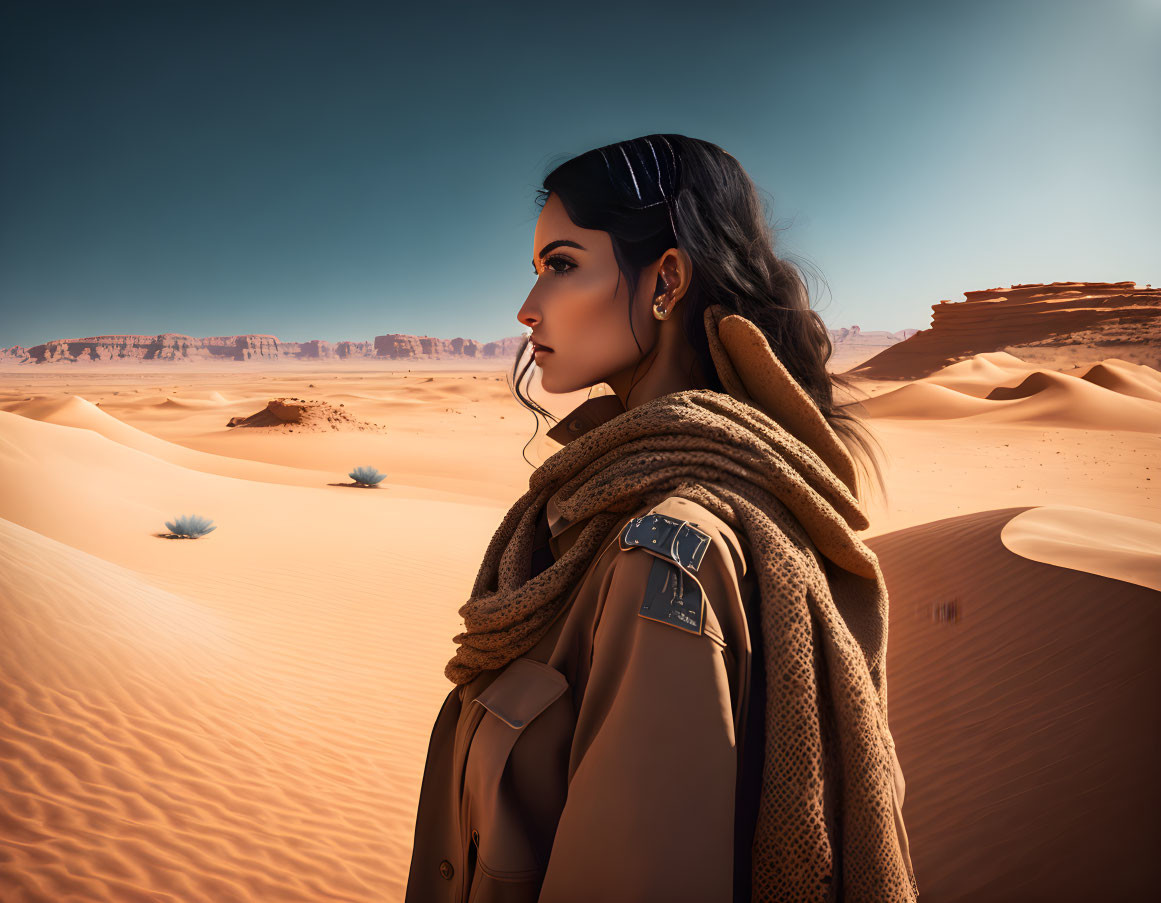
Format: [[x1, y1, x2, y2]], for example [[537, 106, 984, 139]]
[[1, 349, 1158, 901]]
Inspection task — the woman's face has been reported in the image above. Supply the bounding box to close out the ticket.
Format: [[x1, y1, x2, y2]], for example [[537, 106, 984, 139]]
[[517, 192, 662, 395]]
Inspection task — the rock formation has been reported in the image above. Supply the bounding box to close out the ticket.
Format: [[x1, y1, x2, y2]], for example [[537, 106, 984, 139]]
[[372, 334, 521, 360], [0, 331, 527, 365], [225, 397, 388, 433], [848, 282, 1161, 380], [829, 325, 920, 346]]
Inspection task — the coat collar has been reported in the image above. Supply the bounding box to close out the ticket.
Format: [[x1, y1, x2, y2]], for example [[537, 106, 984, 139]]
[[543, 394, 626, 538], [544, 394, 626, 446]]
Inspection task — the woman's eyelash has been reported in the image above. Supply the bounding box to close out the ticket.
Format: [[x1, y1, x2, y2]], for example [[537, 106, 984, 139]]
[[537, 255, 575, 276]]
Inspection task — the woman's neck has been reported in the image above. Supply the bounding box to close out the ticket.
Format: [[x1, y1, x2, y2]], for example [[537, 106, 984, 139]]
[[606, 317, 710, 410]]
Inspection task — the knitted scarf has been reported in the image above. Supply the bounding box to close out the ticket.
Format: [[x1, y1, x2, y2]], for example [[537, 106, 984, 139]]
[[445, 305, 919, 901]]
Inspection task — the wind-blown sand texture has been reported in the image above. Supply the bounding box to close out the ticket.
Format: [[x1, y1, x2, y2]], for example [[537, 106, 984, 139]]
[[1, 352, 1157, 901]]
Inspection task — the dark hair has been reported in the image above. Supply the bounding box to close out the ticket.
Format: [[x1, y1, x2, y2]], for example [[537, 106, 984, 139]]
[[510, 134, 887, 506]]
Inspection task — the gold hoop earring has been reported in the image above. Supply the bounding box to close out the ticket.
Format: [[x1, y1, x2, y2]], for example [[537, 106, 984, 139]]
[[653, 299, 671, 320]]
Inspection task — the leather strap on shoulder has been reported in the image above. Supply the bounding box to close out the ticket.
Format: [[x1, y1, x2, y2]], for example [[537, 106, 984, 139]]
[[618, 513, 712, 572]]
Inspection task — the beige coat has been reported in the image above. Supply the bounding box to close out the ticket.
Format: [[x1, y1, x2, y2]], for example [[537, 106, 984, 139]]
[[403, 395, 908, 902]]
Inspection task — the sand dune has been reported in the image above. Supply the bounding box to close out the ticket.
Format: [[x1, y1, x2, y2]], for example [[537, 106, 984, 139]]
[[0, 407, 502, 578], [0, 405, 505, 900], [1110, 357, 1161, 391], [1076, 360, 1161, 403], [1001, 504, 1161, 591], [127, 388, 232, 403], [0, 397, 340, 488], [1, 385, 536, 502], [847, 381, 997, 420], [870, 506, 1160, 902], [919, 350, 1039, 396], [149, 394, 232, 409], [1, 516, 404, 901], [0, 360, 1156, 901], [857, 355, 1161, 433], [975, 370, 1161, 431]]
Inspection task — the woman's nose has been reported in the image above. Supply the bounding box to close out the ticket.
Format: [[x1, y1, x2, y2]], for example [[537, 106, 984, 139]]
[[517, 295, 540, 328]]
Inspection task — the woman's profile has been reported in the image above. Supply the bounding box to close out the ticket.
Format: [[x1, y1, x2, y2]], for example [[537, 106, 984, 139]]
[[404, 134, 918, 902]]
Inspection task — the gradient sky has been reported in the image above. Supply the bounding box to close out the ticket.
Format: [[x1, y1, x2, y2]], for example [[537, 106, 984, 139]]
[[1, 0, 1158, 349]]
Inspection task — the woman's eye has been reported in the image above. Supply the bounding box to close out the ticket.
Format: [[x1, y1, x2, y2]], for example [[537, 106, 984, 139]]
[[543, 256, 574, 276]]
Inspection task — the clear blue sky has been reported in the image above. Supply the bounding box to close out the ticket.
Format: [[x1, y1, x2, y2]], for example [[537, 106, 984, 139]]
[[1, 0, 1158, 348]]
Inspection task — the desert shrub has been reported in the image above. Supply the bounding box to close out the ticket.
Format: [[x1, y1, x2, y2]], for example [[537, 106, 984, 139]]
[[165, 514, 217, 538], [349, 466, 386, 486]]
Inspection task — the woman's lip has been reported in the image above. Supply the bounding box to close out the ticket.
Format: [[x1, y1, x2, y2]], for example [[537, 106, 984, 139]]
[[532, 342, 554, 352]]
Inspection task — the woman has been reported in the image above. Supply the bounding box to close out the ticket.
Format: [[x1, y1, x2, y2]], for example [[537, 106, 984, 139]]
[[404, 135, 918, 902]]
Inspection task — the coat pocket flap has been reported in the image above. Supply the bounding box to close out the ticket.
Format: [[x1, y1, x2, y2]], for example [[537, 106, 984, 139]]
[[474, 657, 568, 729]]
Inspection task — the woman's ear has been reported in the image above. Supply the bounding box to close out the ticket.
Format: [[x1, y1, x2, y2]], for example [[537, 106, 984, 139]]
[[657, 248, 692, 302]]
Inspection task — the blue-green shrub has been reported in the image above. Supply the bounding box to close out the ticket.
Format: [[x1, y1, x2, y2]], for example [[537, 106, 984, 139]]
[[349, 466, 386, 486], [165, 514, 217, 538]]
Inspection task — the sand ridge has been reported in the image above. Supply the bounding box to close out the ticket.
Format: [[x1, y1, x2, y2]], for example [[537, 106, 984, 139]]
[[853, 353, 1161, 433]]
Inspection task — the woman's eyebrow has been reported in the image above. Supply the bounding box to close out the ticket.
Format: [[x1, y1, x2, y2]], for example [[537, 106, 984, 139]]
[[533, 239, 586, 269]]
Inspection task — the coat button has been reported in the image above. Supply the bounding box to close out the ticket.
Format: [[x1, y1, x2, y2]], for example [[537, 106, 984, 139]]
[[438, 860, 454, 880]]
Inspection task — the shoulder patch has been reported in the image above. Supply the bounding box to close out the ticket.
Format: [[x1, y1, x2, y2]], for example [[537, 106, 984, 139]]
[[637, 556, 705, 635], [618, 513, 711, 572]]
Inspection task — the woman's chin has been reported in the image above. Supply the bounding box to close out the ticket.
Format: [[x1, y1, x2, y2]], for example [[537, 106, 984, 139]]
[[537, 370, 581, 396]]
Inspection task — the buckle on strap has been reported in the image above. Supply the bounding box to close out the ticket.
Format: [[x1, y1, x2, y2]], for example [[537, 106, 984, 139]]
[[618, 513, 711, 572]]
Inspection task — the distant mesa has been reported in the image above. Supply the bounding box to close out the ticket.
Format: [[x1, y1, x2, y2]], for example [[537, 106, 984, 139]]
[[828, 324, 920, 346], [372, 333, 521, 359], [0, 323, 915, 366], [0, 331, 528, 365], [848, 281, 1161, 380]]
